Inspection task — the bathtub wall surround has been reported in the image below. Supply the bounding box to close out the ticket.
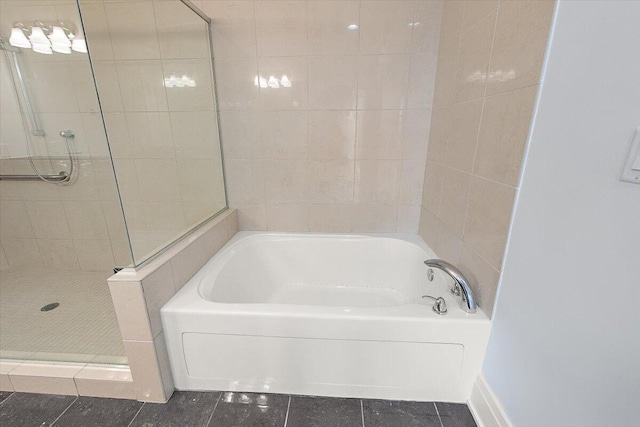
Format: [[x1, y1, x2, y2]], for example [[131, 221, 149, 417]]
[[163, 232, 491, 402], [203, 0, 443, 232], [418, 0, 555, 316], [108, 209, 238, 403]]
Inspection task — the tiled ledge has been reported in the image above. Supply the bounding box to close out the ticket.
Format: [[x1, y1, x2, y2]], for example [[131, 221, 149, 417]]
[[108, 208, 239, 403], [0, 351, 127, 365], [0, 359, 134, 400]]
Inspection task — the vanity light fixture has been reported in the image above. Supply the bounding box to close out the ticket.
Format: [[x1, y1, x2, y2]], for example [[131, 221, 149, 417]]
[[164, 74, 196, 88], [9, 27, 30, 48], [466, 69, 516, 83], [71, 38, 87, 53], [28, 26, 49, 45], [254, 76, 268, 88], [49, 26, 70, 45], [254, 75, 292, 89], [267, 75, 280, 89], [8, 21, 86, 55]]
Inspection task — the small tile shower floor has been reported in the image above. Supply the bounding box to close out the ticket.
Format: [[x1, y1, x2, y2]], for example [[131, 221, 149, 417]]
[[0, 391, 478, 427], [0, 269, 125, 363]]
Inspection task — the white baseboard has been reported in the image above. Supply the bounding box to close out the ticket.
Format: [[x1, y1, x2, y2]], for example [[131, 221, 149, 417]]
[[468, 374, 513, 427]]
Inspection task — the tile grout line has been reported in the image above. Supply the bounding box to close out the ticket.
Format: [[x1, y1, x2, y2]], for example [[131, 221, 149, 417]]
[[304, 0, 311, 231], [428, 159, 518, 190], [307, 0, 313, 225], [398, 0, 419, 221], [360, 399, 365, 427], [423, 79, 541, 113], [204, 391, 223, 427], [433, 402, 445, 427], [351, 0, 363, 225], [126, 402, 145, 427], [49, 396, 78, 426], [283, 395, 292, 427], [0, 393, 15, 407], [462, 1, 502, 245]]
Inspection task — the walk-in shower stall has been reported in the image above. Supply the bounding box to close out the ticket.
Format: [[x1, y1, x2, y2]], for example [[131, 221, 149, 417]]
[[0, 0, 226, 366]]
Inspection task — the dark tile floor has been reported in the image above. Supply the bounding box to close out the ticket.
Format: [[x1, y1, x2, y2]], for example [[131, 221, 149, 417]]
[[0, 390, 477, 427]]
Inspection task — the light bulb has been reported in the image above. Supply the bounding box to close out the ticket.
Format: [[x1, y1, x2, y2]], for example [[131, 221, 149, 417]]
[[280, 75, 291, 88], [259, 77, 267, 88], [29, 26, 50, 45], [71, 38, 87, 53], [175, 76, 186, 87], [164, 75, 177, 87], [49, 26, 70, 46], [32, 43, 53, 54], [181, 75, 195, 87], [52, 42, 71, 54], [347, 24, 359, 30], [267, 75, 279, 89], [9, 27, 31, 48]]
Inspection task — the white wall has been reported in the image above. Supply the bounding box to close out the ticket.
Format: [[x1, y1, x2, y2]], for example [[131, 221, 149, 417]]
[[482, 1, 640, 426]]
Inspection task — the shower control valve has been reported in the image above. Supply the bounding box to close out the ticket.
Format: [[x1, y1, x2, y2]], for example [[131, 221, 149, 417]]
[[59, 130, 75, 139], [422, 295, 448, 315]]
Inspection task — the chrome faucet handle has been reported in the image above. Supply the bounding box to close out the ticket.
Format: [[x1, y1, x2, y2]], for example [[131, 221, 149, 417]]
[[422, 295, 447, 315]]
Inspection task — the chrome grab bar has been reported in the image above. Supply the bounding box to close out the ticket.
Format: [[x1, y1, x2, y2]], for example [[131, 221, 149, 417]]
[[0, 171, 69, 182]]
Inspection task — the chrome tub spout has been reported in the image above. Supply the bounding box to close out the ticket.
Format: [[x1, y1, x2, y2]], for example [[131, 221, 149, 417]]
[[424, 259, 477, 314]]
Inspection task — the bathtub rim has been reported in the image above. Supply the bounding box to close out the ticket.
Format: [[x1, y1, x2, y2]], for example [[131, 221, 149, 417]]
[[162, 231, 490, 322]]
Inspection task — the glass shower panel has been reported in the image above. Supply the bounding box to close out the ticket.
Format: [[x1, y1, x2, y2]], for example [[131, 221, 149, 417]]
[[0, 0, 132, 363], [81, 0, 227, 265]]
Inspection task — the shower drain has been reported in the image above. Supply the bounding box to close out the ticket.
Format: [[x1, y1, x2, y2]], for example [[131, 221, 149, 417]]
[[40, 303, 60, 312]]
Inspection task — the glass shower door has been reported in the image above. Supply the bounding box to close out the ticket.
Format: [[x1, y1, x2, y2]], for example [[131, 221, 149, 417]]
[[0, 0, 132, 364], [0, 0, 228, 366], [81, 0, 228, 266]]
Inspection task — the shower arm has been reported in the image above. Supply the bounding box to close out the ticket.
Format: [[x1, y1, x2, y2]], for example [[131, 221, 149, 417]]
[[0, 38, 45, 137]]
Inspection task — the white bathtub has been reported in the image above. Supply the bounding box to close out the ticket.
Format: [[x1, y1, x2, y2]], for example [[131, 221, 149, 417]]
[[161, 232, 491, 402]]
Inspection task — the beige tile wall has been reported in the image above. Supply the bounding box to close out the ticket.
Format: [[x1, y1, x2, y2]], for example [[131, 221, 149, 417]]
[[419, 0, 555, 316], [108, 208, 238, 402], [196, 0, 443, 232], [0, 0, 134, 271], [0, 157, 133, 271], [80, 0, 227, 264], [1, 0, 229, 269]]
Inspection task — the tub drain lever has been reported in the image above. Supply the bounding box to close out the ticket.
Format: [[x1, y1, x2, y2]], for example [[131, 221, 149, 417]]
[[422, 295, 447, 315]]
